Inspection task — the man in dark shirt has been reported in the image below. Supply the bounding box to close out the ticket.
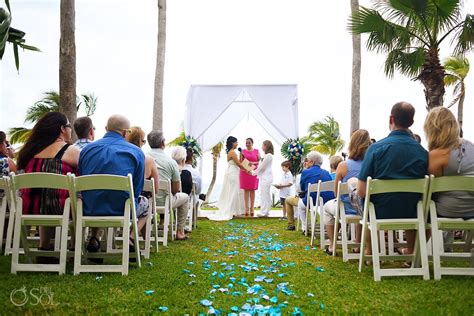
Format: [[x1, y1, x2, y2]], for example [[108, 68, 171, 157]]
[[357, 102, 428, 255]]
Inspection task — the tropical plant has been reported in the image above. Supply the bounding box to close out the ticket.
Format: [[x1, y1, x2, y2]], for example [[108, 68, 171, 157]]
[[350, 0, 361, 135], [0, 0, 40, 70], [167, 132, 202, 167], [8, 91, 97, 144], [349, 0, 474, 110], [205, 141, 223, 204], [444, 56, 470, 128], [281, 138, 310, 175], [153, 0, 166, 131], [306, 115, 344, 157]]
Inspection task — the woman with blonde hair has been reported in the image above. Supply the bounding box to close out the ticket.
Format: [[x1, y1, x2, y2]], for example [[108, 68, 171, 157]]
[[424, 107, 474, 219], [256, 140, 274, 217], [323, 129, 372, 255]]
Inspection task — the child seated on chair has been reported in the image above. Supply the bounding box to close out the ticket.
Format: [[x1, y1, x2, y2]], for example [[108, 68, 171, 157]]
[[273, 160, 293, 220]]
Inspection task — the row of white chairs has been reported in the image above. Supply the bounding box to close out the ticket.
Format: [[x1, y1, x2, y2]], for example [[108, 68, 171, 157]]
[[301, 175, 474, 281], [0, 172, 179, 276]]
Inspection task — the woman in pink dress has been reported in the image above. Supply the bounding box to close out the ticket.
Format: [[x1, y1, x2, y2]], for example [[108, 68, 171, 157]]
[[240, 138, 260, 216]]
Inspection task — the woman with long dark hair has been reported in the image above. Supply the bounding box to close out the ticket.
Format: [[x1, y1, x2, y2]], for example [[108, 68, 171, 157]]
[[17, 112, 80, 256], [239, 137, 260, 217], [209, 136, 251, 221]]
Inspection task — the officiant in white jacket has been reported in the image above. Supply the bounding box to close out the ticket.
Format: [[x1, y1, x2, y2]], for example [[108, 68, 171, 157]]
[[255, 140, 274, 217]]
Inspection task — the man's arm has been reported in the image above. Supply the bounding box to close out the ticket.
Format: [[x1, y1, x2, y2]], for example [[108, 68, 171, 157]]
[[357, 180, 366, 198]]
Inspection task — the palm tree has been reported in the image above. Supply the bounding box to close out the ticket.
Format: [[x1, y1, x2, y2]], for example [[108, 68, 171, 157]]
[[8, 91, 97, 144], [153, 0, 166, 131], [59, 0, 77, 133], [0, 0, 40, 70], [444, 56, 470, 128], [349, 0, 474, 110], [205, 142, 223, 204], [306, 115, 344, 157], [350, 0, 361, 135]]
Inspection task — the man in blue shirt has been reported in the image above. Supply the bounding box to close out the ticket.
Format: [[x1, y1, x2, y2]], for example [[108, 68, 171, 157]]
[[357, 102, 428, 255], [286, 151, 334, 231], [79, 114, 145, 253]]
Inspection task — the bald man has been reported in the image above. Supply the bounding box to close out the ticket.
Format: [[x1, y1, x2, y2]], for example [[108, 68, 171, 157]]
[[78, 114, 145, 256]]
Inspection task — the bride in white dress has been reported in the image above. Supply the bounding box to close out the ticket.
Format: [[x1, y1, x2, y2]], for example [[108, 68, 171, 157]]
[[208, 136, 252, 221]]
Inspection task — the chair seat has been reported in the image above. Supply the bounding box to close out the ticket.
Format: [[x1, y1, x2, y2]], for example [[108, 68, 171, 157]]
[[437, 218, 474, 230], [21, 215, 64, 226], [81, 216, 125, 227]]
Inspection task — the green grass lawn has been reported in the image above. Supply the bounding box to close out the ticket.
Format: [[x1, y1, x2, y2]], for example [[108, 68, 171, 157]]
[[0, 219, 473, 315]]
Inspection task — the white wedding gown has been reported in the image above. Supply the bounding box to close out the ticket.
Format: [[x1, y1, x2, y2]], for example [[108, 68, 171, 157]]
[[208, 159, 243, 221]]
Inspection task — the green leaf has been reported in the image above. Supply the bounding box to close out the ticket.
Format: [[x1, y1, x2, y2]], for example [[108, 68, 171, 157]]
[[5, 0, 11, 13], [13, 41, 18, 70]]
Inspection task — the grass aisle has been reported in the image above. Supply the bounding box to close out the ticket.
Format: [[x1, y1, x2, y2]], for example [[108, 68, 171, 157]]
[[0, 219, 473, 314]]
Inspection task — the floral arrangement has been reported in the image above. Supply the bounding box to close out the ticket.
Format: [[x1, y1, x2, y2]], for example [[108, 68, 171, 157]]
[[179, 135, 202, 168], [281, 138, 309, 175]]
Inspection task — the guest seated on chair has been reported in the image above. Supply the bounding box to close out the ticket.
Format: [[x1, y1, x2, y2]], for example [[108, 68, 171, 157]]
[[171, 146, 193, 195], [79, 115, 145, 255], [147, 131, 189, 240], [424, 107, 474, 219], [286, 151, 334, 232], [126, 126, 160, 221], [16, 112, 79, 257], [323, 129, 371, 255], [0, 131, 17, 176], [73, 116, 95, 150], [184, 148, 202, 196], [357, 102, 428, 256]]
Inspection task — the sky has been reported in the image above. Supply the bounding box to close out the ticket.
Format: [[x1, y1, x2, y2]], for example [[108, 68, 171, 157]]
[[1, 0, 474, 202]]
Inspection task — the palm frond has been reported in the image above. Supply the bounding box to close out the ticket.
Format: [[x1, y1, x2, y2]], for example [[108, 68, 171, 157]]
[[384, 47, 425, 78], [453, 14, 474, 54], [306, 115, 345, 157], [8, 127, 31, 144], [24, 91, 60, 123], [444, 55, 470, 78], [167, 131, 186, 147], [444, 73, 460, 86], [81, 93, 97, 117]]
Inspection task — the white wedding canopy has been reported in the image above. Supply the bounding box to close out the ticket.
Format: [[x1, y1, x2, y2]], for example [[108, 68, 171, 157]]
[[184, 84, 299, 152]]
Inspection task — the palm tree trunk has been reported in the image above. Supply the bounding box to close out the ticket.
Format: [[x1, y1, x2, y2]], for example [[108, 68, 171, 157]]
[[350, 0, 361, 135], [418, 47, 445, 110], [458, 83, 465, 129], [59, 0, 77, 137], [153, 0, 166, 131], [205, 155, 218, 203]]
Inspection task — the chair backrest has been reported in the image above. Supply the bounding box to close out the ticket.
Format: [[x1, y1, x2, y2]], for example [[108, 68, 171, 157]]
[[337, 182, 349, 196], [70, 173, 136, 215], [0, 176, 8, 208], [143, 179, 155, 194], [11, 172, 70, 191], [158, 179, 171, 195], [428, 175, 474, 195], [316, 180, 336, 205], [364, 176, 429, 215]]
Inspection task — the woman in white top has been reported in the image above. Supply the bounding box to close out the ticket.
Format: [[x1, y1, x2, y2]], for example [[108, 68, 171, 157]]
[[256, 140, 274, 217]]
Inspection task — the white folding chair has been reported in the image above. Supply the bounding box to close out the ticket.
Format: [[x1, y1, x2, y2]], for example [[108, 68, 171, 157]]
[[1, 176, 14, 255], [10, 173, 73, 275], [185, 183, 196, 232], [332, 182, 362, 261], [139, 178, 157, 258], [299, 183, 316, 234], [155, 179, 171, 246], [309, 180, 335, 248], [71, 174, 141, 276], [427, 175, 474, 280], [359, 176, 430, 281]]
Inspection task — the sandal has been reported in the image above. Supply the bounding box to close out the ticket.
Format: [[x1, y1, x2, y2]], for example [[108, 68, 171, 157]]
[[325, 248, 333, 256], [352, 247, 360, 254], [129, 238, 137, 262]]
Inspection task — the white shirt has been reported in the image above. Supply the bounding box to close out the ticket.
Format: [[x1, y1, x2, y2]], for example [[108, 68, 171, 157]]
[[183, 163, 202, 194], [279, 171, 293, 198], [294, 174, 302, 194], [256, 153, 273, 180]]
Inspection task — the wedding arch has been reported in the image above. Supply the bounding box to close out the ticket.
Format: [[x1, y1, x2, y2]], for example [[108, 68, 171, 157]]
[[184, 84, 299, 152]]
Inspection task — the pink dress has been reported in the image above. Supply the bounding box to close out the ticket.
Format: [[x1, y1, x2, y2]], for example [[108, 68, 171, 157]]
[[240, 149, 259, 190]]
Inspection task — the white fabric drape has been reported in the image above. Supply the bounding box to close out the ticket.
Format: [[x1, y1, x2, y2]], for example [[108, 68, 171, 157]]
[[184, 85, 298, 152]]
